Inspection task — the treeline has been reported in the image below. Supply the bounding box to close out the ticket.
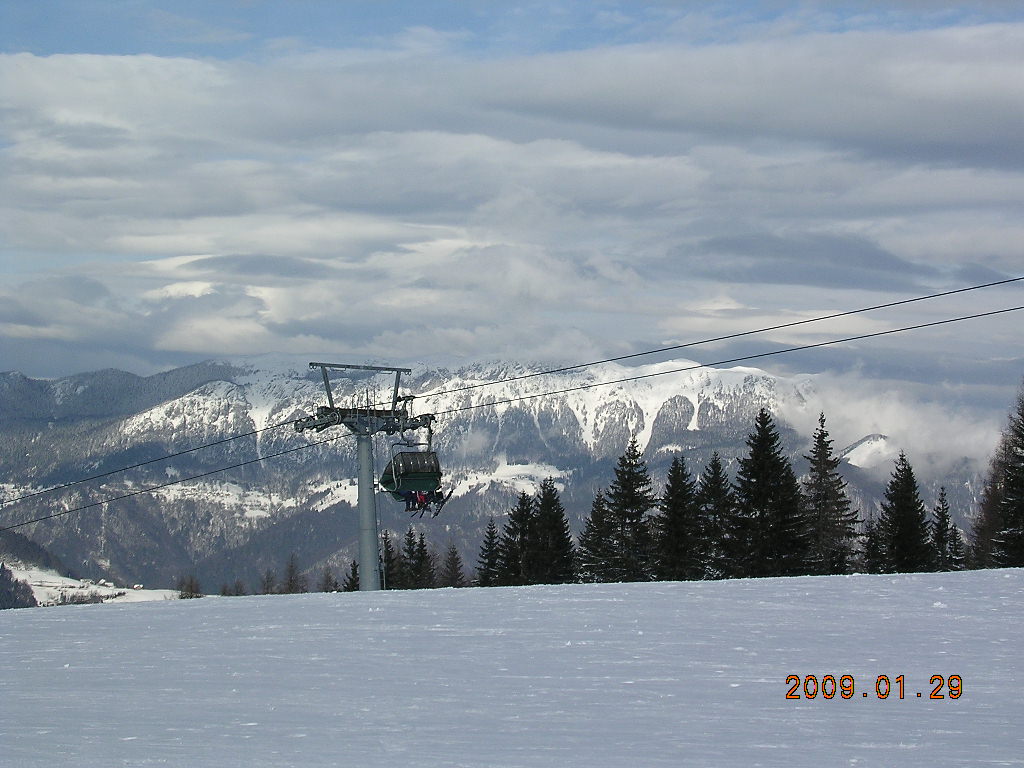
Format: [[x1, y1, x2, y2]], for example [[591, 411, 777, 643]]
[[205, 532, 469, 598], [476, 389, 1024, 586], [474, 409, 973, 587]]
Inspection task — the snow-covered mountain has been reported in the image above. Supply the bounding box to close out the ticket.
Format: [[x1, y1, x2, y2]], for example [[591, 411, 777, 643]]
[[0, 356, 982, 589]]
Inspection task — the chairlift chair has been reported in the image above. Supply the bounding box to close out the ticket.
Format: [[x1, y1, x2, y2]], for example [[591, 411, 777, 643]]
[[379, 446, 443, 501]]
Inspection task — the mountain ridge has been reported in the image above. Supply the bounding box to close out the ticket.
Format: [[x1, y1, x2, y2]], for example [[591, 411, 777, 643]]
[[0, 355, 984, 589]]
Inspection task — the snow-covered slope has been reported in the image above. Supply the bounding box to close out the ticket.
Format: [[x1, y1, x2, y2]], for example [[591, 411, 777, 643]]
[[2, 570, 1020, 767], [5, 563, 177, 606]]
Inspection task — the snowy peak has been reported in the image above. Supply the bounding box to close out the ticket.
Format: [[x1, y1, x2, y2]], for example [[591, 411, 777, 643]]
[[840, 433, 897, 469]]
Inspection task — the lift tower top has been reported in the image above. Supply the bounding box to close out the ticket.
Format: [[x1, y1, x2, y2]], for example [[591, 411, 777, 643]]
[[294, 363, 435, 591]]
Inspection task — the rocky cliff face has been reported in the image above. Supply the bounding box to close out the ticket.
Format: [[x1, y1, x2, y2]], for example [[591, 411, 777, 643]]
[[0, 356, 981, 588]]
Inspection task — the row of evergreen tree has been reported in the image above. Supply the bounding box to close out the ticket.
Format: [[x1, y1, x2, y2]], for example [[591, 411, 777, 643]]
[[210, 531, 470, 597], [473, 404, 1018, 588], [203, 381, 1024, 595]]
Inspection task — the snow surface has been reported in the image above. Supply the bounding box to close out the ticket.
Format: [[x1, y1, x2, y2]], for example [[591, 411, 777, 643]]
[[5, 564, 178, 606], [3, 569, 1021, 767]]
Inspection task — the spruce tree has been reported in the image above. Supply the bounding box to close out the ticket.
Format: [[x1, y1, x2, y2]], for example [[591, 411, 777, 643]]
[[341, 560, 359, 592], [992, 386, 1024, 567], [577, 490, 616, 582], [381, 529, 406, 590], [732, 409, 809, 578], [860, 517, 886, 574], [970, 445, 1005, 568], [876, 452, 934, 573], [931, 487, 965, 571], [948, 517, 967, 570], [696, 452, 734, 579], [653, 455, 704, 581], [802, 413, 858, 575], [412, 533, 436, 589], [438, 543, 467, 588], [258, 568, 277, 595], [475, 517, 501, 586], [281, 552, 308, 594], [317, 566, 340, 592], [529, 478, 577, 584], [401, 526, 419, 586], [605, 437, 658, 582], [496, 492, 536, 586]]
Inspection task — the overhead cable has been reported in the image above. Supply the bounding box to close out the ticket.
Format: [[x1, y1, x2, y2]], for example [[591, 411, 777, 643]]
[[429, 305, 1024, 416], [2, 275, 1020, 510], [0, 417, 301, 509], [0, 432, 351, 533], [416, 275, 1024, 401]]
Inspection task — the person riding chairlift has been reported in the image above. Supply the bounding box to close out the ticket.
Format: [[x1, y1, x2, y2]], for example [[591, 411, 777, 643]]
[[398, 488, 448, 515]]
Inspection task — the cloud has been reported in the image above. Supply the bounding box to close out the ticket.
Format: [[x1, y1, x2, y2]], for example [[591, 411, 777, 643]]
[[0, 10, 1022, 432], [688, 232, 936, 290]]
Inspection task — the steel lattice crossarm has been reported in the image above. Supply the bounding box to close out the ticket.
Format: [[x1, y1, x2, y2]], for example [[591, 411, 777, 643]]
[[294, 362, 435, 437], [294, 405, 434, 436]]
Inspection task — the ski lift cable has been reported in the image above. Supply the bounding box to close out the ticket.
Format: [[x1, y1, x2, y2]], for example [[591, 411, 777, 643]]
[[2, 276, 1019, 510], [0, 431, 354, 533], [0, 417, 303, 509], [413, 275, 1024, 401], [1, 303, 1019, 533], [427, 305, 1024, 417]]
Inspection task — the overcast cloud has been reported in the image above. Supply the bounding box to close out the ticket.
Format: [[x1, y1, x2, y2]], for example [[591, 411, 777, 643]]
[[1, 1, 1022, 457]]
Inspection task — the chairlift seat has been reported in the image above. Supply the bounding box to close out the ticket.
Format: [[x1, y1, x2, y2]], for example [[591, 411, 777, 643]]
[[380, 451, 442, 499]]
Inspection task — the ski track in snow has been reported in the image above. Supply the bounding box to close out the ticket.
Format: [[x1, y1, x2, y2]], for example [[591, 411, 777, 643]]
[[3, 569, 1022, 767]]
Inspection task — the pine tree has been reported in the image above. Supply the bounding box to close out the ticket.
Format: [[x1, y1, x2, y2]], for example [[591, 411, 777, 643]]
[[577, 490, 616, 582], [381, 529, 407, 590], [732, 409, 809, 578], [281, 552, 308, 594], [438, 542, 467, 588], [496, 492, 536, 586], [802, 413, 858, 575], [475, 517, 501, 586], [933, 489, 954, 569], [528, 478, 577, 584], [0, 564, 37, 609], [605, 437, 658, 582], [341, 560, 359, 592], [401, 526, 420, 587], [412, 532, 436, 589], [992, 386, 1024, 567], [652, 455, 704, 581], [948, 518, 967, 570], [696, 452, 734, 579], [970, 445, 1005, 568], [317, 566, 341, 592], [876, 452, 934, 573], [859, 517, 886, 574]]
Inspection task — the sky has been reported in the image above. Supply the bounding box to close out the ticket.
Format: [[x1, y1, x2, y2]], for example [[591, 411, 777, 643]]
[[1, 1, 1023, 426]]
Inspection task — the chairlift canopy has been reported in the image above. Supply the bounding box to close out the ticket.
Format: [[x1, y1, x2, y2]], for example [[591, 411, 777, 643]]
[[380, 451, 442, 499]]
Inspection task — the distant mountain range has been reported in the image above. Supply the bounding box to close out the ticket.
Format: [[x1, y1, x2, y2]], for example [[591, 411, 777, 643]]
[[0, 356, 984, 589]]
